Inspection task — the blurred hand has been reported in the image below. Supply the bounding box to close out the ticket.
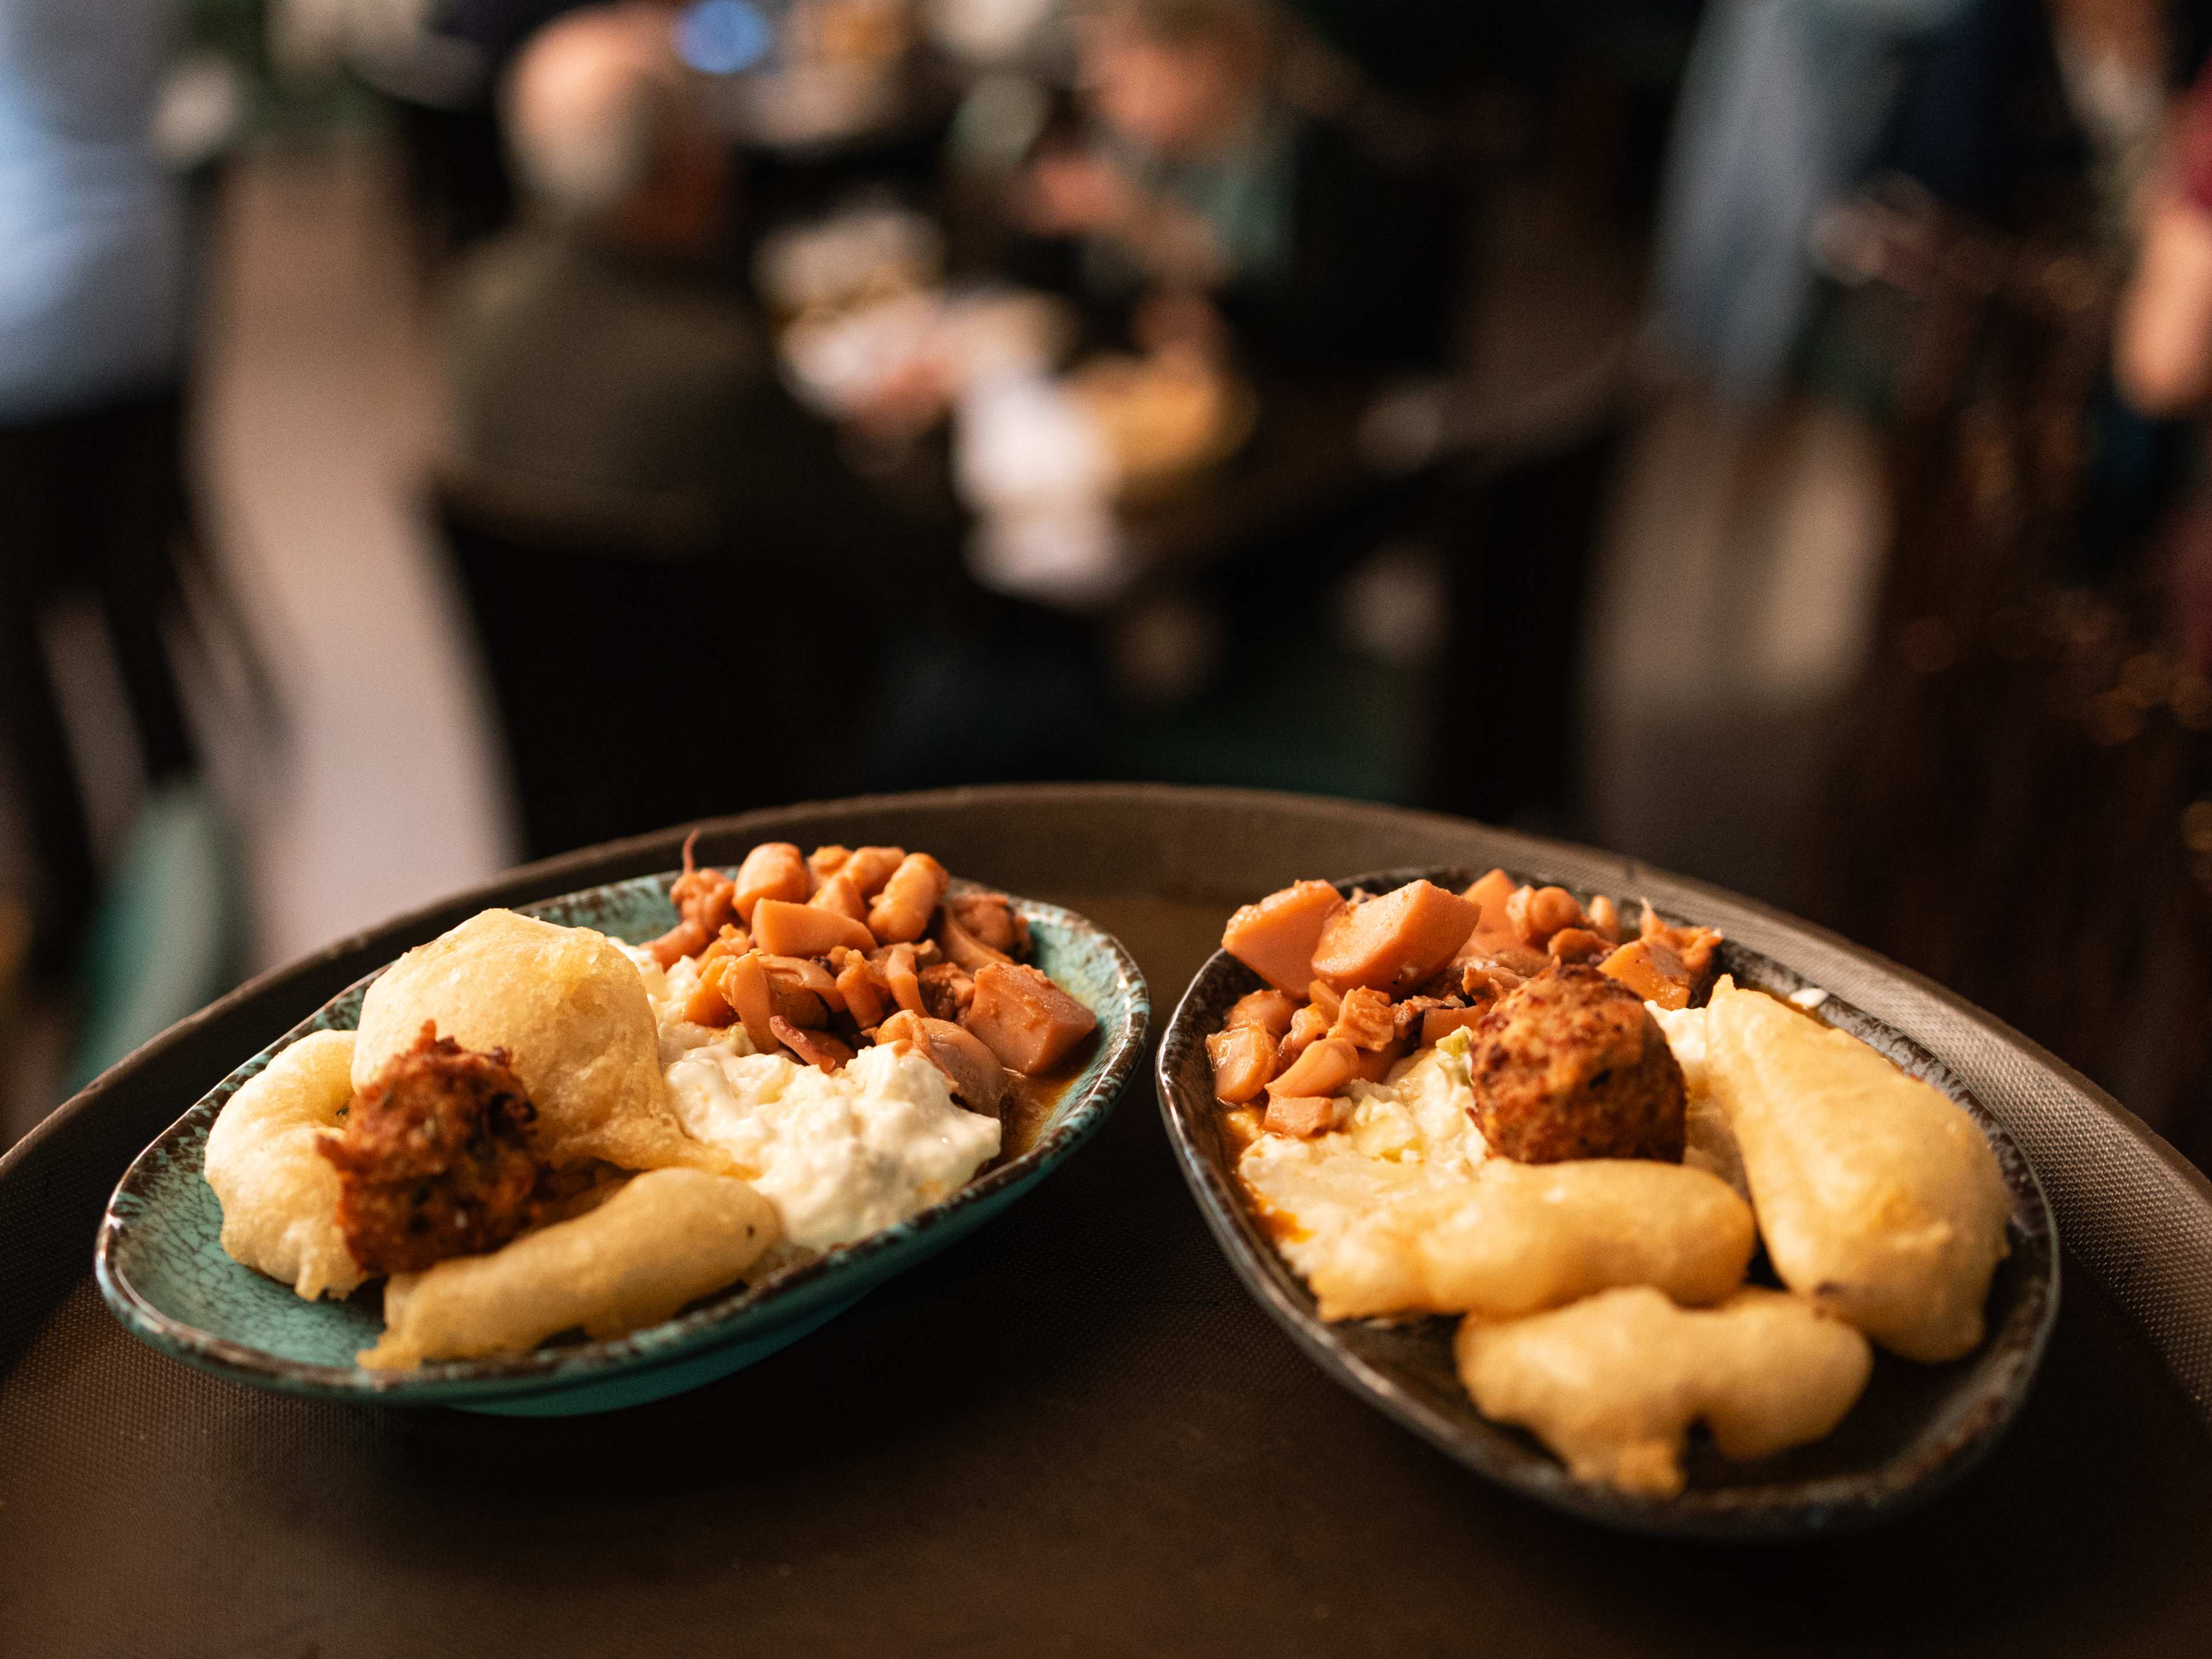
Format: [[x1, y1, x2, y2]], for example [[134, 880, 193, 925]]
[[1016, 147, 1226, 286], [2117, 186, 2212, 416], [2117, 67, 2212, 415], [1132, 289, 1228, 361], [1016, 151, 1139, 237], [849, 355, 952, 441]]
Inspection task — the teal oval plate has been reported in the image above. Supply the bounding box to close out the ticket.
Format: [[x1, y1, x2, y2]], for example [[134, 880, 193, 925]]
[[95, 873, 1148, 1415]]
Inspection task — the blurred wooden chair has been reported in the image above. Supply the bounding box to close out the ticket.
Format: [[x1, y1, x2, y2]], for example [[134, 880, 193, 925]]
[[432, 475, 880, 861]]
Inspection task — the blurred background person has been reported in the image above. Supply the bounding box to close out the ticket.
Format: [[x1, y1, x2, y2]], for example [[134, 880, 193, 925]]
[[0, 0, 229, 1030], [2117, 41, 2212, 683], [437, 0, 887, 857], [444, 0, 747, 543], [917, 0, 1465, 817], [1650, 0, 1972, 397], [0, 0, 2207, 1177], [1012, 0, 1452, 370], [382, 0, 589, 268], [2120, 46, 2212, 426]]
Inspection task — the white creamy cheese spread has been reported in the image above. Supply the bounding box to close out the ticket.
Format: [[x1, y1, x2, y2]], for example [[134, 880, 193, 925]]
[[1237, 1040, 1488, 1291], [616, 944, 1001, 1257], [1647, 1001, 1708, 1094], [1646, 1000, 1747, 1200]]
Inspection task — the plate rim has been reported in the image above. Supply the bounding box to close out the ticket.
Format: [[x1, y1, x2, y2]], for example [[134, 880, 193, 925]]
[[1154, 862, 2062, 1540], [16, 782, 2200, 1233], [93, 868, 1150, 1406], [13, 779, 2193, 1413]]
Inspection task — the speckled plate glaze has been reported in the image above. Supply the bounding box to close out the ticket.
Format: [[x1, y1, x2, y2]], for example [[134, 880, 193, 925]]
[[96, 873, 1147, 1415], [1157, 866, 2058, 1541]]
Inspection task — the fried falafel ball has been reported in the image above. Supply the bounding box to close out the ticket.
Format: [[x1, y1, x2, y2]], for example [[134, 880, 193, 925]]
[[318, 1021, 545, 1275], [1471, 964, 1687, 1164]]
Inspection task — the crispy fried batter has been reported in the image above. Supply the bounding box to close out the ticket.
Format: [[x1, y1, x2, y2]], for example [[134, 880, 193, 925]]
[[318, 1022, 546, 1275], [1471, 965, 1686, 1164]]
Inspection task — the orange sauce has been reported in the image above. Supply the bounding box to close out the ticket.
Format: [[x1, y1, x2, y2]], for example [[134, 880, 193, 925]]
[[991, 1037, 1099, 1164]]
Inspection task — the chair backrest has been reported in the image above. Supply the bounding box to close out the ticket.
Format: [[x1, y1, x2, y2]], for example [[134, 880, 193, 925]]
[[431, 483, 879, 860], [67, 781, 239, 1094]]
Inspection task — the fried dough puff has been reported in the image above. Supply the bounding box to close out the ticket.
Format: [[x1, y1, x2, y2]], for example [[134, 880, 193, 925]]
[[202, 1029, 366, 1300], [1702, 980, 2010, 1361], [1472, 964, 1687, 1164], [354, 908, 733, 1176], [1456, 1286, 1873, 1496], [1241, 1152, 1757, 1323], [319, 1022, 544, 1276]]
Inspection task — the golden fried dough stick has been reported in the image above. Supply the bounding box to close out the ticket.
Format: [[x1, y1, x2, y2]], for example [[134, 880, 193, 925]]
[[1455, 1286, 1873, 1497], [359, 1170, 779, 1369], [1702, 980, 2010, 1362], [1240, 1149, 1755, 1321]]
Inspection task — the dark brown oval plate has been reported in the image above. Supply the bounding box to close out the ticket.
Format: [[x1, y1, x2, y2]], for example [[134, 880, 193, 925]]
[[1156, 865, 2059, 1541]]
